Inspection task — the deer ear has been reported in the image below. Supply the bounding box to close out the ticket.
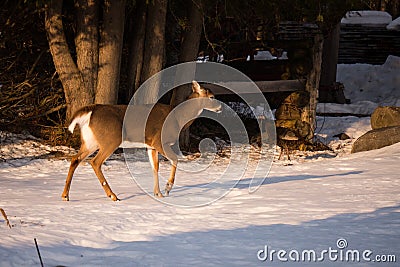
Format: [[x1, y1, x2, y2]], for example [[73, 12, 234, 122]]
[[192, 80, 201, 93]]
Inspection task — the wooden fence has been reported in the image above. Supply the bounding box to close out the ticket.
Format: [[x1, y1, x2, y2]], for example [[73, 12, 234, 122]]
[[338, 24, 400, 64]]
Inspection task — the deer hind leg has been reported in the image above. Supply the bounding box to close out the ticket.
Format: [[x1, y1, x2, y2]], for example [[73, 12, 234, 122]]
[[62, 145, 94, 201], [147, 148, 163, 198], [90, 145, 120, 201]]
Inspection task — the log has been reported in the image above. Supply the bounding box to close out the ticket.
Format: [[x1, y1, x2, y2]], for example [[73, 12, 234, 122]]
[[204, 79, 305, 95]]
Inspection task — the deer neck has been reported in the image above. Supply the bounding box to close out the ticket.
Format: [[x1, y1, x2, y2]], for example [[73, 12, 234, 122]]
[[172, 100, 204, 130]]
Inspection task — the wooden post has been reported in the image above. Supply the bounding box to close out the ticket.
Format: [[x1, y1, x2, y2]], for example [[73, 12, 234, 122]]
[[320, 23, 340, 87], [302, 33, 323, 142]]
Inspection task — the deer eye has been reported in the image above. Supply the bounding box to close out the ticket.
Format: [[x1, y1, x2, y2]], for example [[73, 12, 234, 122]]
[[209, 96, 215, 99]]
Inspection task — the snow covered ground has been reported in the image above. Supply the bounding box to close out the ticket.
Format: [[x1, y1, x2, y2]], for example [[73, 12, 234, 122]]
[[0, 131, 399, 266], [320, 10, 400, 116], [1, 55, 399, 266], [317, 55, 400, 115]]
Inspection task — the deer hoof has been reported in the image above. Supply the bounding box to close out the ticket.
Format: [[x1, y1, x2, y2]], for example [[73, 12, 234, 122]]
[[165, 183, 173, 196], [109, 194, 119, 201], [154, 192, 164, 198]]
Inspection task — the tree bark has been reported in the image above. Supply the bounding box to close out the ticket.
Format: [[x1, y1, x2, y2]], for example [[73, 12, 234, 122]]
[[170, 1, 203, 150], [126, 0, 147, 100], [320, 23, 339, 87], [45, 0, 88, 120], [170, 0, 203, 107], [179, 1, 203, 62], [95, 0, 126, 104], [302, 34, 323, 142], [75, 0, 99, 103], [140, 0, 168, 104]]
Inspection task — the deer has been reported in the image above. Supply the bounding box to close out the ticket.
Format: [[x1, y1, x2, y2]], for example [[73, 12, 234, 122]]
[[63, 81, 222, 201]]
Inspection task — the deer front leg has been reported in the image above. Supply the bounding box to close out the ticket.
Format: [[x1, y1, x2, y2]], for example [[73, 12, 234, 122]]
[[165, 160, 177, 196], [148, 148, 163, 198], [162, 145, 178, 196]]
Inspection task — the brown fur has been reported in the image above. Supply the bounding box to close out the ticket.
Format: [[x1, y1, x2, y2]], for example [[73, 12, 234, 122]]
[[62, 81, 221, 201]]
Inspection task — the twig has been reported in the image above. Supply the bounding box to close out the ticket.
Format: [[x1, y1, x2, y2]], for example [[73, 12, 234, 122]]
[[5, 49, 24, 72], [27, 50, 46, 77], [7, 103, 66, 125], [202, 13, 219, 55], [0, 208, 11, 228], [0, 85, 35, 104], [31, 104, 66, 119], [34, 238, 44, 267]]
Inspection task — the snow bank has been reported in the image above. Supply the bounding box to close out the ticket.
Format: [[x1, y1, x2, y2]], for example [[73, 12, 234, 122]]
[[387, 16, 400, 31], [341, 11, 392, 25], [0, 131, 75, 163], [337, 55, 400, 107], [315, 116, 372, 155], [317, 101, 378, 116], [318, 55, 400, 115], [253, 50, 277, 60]]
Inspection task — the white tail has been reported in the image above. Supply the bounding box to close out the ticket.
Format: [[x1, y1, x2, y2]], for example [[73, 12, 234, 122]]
[[68, 111, 92, 133], [62, 81, 222, 201]]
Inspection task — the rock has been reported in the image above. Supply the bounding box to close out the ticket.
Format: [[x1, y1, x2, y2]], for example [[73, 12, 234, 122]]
[[333, 133, 351, 140], [370, 106, 400, 129], [351, 126, 400, 153]]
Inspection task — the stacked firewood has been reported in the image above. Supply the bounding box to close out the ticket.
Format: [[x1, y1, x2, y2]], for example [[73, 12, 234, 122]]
[[275, 91, 312, 160]]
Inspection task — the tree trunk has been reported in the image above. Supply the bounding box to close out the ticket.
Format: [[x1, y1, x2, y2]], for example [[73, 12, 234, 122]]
[[126, 0, 147, 100], [95, 0, 126, 104], [170, 1, 203, 150], [302, 34, 323, 142], [140, 0, 168, 104], [74, 0, 98, 104], [45, 0, 88, 120], [170, 0, 203, 107], [320, 23, 339, 88]]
